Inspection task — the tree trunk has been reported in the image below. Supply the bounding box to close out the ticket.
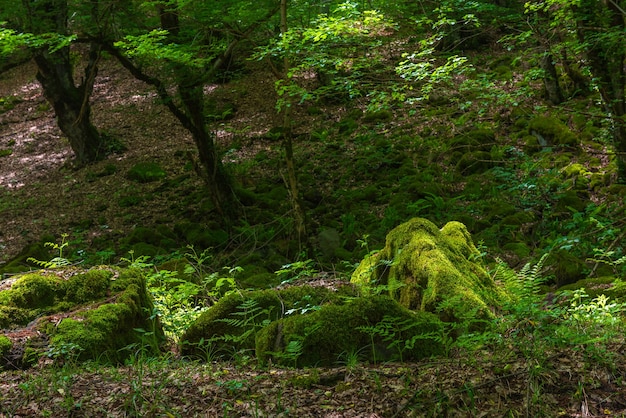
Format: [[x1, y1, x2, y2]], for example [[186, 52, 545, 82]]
[[34, 45, 104, 164], [539, 52, 564, 105], [280, 0, 308, 249], [178, 79, 235, 218], [24, 0, 104, 165]]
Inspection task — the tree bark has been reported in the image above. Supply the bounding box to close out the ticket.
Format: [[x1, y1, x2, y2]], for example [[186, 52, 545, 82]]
[[178, 77, 235, 218], [34, 44, 104, 164], [539, 52, 564, 105], [24, 0, 104, 165], [280, 0, 308, 249]]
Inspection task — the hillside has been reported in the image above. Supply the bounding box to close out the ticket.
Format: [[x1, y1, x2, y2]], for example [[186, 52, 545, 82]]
[[2, 26, 626, 416]]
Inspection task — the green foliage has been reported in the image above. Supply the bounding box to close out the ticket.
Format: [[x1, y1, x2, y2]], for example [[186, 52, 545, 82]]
[[27, 234, 71, 268], [275, 258, 317, 284], [0, 335, 12, 357], [254, 3, 394, 109], [115, 30, 213, 69]]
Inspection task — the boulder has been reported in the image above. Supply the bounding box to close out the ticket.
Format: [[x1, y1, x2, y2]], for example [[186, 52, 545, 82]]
[[180, 285, 354, 360], [351, 218, 508, 323], [0, 267, 162, 369], [256, 295, 444, 367]]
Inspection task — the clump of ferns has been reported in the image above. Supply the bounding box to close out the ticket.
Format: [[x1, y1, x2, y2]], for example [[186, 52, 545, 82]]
[[492, 254, 557, 337]]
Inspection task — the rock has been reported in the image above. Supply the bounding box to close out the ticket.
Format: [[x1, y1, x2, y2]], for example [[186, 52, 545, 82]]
[[180, 286, 353, 360], [256, 295, 444, 367], [351, 218, 508, 323], [0, 267, 162, 369]]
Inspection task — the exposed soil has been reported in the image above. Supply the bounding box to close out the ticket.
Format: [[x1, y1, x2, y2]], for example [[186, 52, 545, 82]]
[[0, 56, 286, 265]]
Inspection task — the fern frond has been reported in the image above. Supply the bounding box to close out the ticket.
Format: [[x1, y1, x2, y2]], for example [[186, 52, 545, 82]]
[[27, 256, 71, 268]]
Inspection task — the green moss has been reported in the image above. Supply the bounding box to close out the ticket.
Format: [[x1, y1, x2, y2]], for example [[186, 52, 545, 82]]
[[256, 295, 444, 367], [351, 218, 508, 322], [174, 222, 229, 248], [547, 250, 588, 286], [554, 190, 587, 213], [180, 286, 352, 359], [63, 269, 113, 304], [127, 161, 166, 183], [502, 242, 531, 260], [0, 237, 55, 275], [0, 335, 12, 358], [50, 268, 161, 363], [0, 267, 161, 366], [363, 110, 392, 123], [456, 151, 496, 175], [528, 116, 577, 147], [8, 273, 62, 309]]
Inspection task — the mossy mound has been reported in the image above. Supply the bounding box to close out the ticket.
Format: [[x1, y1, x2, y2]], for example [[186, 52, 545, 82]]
[[256, 295, 444, 367], [126, 161, 166, 183], [0, 267, 162, 369], [180, 285, 353, 359], [528, 116, 578, 148], [557, 277, 626, 301], [351, 218, 508, 322], [0, 235, 56, 275]]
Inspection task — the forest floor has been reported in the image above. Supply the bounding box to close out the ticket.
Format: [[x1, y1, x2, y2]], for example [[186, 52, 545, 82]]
[[1, 342, 626, 417], [2, 57, 626, 416]]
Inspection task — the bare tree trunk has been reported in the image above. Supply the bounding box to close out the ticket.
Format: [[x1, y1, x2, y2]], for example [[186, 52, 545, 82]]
[[178, 79, 235, 218], [280, 0, 308, 249], [539, 52, 564, 105], [25, 0, 104, 164]]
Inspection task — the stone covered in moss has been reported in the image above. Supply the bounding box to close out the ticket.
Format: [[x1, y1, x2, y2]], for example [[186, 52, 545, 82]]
[[557, 277, 626, 301], [256, 295, 444, 367], [0, 267, 162, 369], [0, 236, 55, 275], [180, 286, 352, 359], [351, 218, 508, 322], [528, 116, 578, 148]]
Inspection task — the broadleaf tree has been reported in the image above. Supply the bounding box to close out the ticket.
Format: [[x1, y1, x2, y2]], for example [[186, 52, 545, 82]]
[[106, 0, 281, 218], [0, 0, 108, 164]]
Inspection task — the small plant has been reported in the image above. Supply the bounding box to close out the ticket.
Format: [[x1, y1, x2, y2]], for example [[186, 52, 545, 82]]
[[587, 247, 626, 274], [27, 233, 72, 268], [275, 258, 317, 285]]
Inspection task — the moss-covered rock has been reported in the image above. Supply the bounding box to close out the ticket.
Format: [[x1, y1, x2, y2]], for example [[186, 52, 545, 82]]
[[557, 277, 626, 301], [0, 236, 55, 275], [0, 335, 11, 358], [0, 267, 162, 369], [256, 295, 444, 367], [547, 250, 588, 286], [561, 163, 591, 190], [456, 151, 496, 175], [528, 116, 578, 148], [180, 286, 352, 359], [351, 218, 508, 322]]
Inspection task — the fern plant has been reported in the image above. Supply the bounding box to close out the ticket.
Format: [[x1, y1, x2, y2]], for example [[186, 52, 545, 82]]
[[216, 299, 274, 347], [27, 233, 72, 268], [496, 253, 549, 305]]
